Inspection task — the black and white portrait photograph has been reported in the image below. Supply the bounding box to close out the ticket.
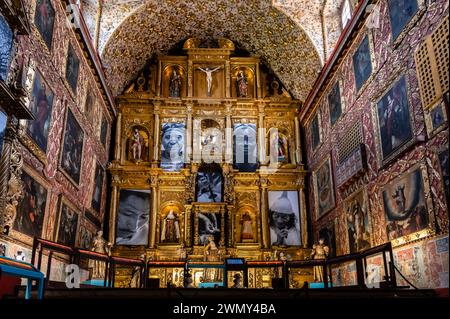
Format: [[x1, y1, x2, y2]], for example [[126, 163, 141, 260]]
[[196, 171, 222, 203], [116, 189, 150, 245], [268, 191, 301, 246], [388, 0, 419, 40], [353, 35, 372, 92], [160, 122, 185, 172], [233, 123, 257, 172], [57, 202, 79, 247], [198, 213, 221, 246], [376, 76, 413, 162]]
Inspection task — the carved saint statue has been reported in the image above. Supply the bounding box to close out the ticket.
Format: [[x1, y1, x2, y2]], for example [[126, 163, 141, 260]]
[[231, 273, 243, 288], [89, 231, 112, 279], [161, 210, 180, 243], [203, 235, 222, 282], [240, 212, 253, 241], [198, 66, 221, 97], [130, 128, 145, 161], [169, 70, 182, 98], [236, 70, 248, 98], [311, 238, 329, 282]]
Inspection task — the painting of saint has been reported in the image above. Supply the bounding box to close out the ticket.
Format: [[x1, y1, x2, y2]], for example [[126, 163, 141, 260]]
[[376, 76, 413, 161], [198, 213, 221, 246], [116, 189, 150, 245], [438, 150, 449, 208], [382, 167, 429, 241], [268, 191, 301, 246], [328, 82, 342, 126], [314, 158, 336, 218], [100, 115, 108, 147], [196, 170, 222, 203], [65, 43, 80, 94], [160, 122, 185, 171], [387, 0, 419, 40], [34, 0, 55, 49], [353, 35, 372, 92], [269, 129, 289, 164], [57, 203, 79, 247], [430, 104, 446, 131], [0, 13, 13, 81], [344, 191, 371, 254], [61, 109, 84, 185], [233, 123, 257, 172], [27, 70, 54, 152], [0, 110, 6, 156], [310, 113, 321, 150], [91, 163, 104, 214], [319, 223, 337, 258], [13, 172, 47, 238], [78, 224, 95, 249]]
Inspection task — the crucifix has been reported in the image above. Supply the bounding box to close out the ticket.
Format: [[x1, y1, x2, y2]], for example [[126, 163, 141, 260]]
[[198, 66, 222, 97]]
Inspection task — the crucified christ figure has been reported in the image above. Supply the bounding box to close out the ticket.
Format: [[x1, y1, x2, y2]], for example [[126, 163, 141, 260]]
[[198, 66, 221, 97]]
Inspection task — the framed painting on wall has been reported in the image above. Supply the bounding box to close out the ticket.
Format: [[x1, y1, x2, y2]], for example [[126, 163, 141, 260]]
[[115, 189, 150, 245], [313, 156, 336, 219], [268, 191, 301, 247], [77, 217, 98, 249], [60, 108, 84, 186], [56, 198, 80, 247], [328, 81, 343, 126], [318, 220, 337, 258], [425, 99, 448, 138], [310, 111, 321, 151], [0, 13, 13, 81], [344, 189, 371, 254], [387, 0, 420, 41], [353, 35, 373, 92], [100, 115, 108, 147], [373, 75, 415, 165], [91, 162, 104, 214], [65, 43, 80, 94], [438, 149, 449, 209], [382, 162, 434, 245], [34, 0, 55, 50]]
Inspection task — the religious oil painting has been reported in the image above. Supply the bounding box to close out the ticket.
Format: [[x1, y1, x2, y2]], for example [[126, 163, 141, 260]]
[[56, 200, 80, 247], [426, 100, 448, 137], [13, 171, 48, 239], [268, 191, 301, 247], [314, 157, 336, 219], [78, 218, 97, 249], [328, 82, 343, 126], [160, 122, 185, 172], [233, 123, 257, 172], [196, 170, 222, 203], [0, 110, 6, 156], [27, 70, 54, 152], [310, 112, 321, 151], [100, 115, 108, 147], [34, 0, 55, 49], [91, 162, 104, 214], [269, 129, 289, 165], [319, 222, 337, 258], [60, 108, 84, 185], [344, 190, 371, 254], [116, 189, 150, 246], [0, 13, 13, 81], [387, 0, 419, 40], [375, 76, 413, 163], [198, 212, 222, 246], [438, 149, 449, 209], [353, 35, 373, 92], [382, 166, 430, 241], [65, 43, 80, 94]]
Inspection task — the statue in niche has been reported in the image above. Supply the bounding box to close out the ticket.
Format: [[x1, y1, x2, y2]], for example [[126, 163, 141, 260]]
[[311, 238, 329, 282], [169, 69, 182, 98], [270, 130, 289, 164], [89, 231, 112, 279], [203, 235, 222, 282], [161, 210, 180, 243], [130, 128, 145, 161], [236, 70, 248, 98], [198, 66, 221, 97], [240, 211, 254, 241]]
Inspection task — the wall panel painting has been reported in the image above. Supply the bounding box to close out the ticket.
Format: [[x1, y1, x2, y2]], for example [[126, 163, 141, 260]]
[[353, 35, 372, 92], [0, 13, 13, 81], [328, 82, 342, 126], [56, 199, 80, 247], [34, 0, 55, 50], [387, 0, 419, 40], [319, 221, 337, 258], [65, 43, 80, 94], [60, 108, 84, 185], [314, 157, 336, 219], [344, 190, 371, 254], [91, 162, 104, 214]]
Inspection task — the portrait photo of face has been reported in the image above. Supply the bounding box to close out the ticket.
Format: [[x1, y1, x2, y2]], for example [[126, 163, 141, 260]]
[[376, 76, 413, 161], [34, 0, 55, 49], [382, 167, 429, 241], [315, 158, 336, 218], [160, 122, 185, 172], [353, 35, 373, 92], [27, 70, 54, 152], [328, 82, 342, 126], [233, 123, 257, 172], [388, 0, 419, 40], [57, 203, 79, 247], [268, 191, 301, 246], [0, 13, 13, 81], [198, 212, 221, 246], [91, 163, 104, 214], [13, 171, 47, 238], [61, 109, 84, 185], [196, 171, 222, 203], [65, 43, 80, 94], [116, 189, 150, 245]]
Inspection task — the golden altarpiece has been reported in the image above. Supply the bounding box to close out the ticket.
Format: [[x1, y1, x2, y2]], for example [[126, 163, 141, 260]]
[[108, 39, 311, 288]]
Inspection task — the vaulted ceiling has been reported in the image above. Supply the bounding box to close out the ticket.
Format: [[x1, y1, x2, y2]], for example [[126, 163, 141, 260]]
[[81, 0, 347, 100]]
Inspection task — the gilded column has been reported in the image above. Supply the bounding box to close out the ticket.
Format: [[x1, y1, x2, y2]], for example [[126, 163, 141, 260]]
[[156, 61, 162, 97], [186, 102, 193, 163], [153, 103, 160, 164], [149, 174, 159, 248], [258, 103, 267, 165], [256, 63, 262, 99], [109, 184, 118, 243], [225, 103, 233, 164], [260, 177, 269, 248], [192, 119, 201, 163], [299, 187, 308, 248], [114, 112, 122, 160], [187, 60, 193, 97], [225, 60, 231, 98], [294, 116, 302, 165]]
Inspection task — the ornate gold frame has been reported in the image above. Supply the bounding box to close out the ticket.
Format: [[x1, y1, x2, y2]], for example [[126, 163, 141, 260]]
[[54, 195, 81, 246]]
